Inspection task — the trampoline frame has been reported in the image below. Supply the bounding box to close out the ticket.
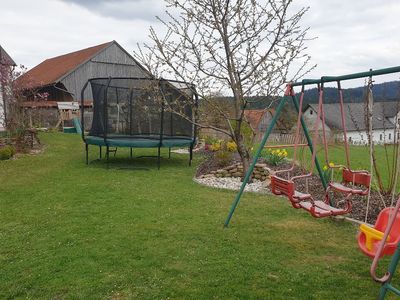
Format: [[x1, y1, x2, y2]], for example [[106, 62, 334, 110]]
[[80, 77, 198, 169]]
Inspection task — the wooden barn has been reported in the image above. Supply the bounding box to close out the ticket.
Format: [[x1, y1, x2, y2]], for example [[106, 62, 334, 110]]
[[16, 41, 151, 128]]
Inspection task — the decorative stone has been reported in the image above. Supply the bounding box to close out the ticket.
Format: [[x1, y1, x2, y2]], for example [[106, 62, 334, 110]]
[[194, 176, 268, 193], [225, 165, 236, 171], [263, 178, 271, 187]]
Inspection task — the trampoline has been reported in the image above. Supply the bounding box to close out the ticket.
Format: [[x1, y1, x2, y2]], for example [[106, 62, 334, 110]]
[[80, 77, 197, 168]]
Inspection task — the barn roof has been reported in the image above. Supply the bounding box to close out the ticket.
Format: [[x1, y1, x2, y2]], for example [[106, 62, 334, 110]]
[[306, 101, 400, 131], [0, 45, 16, 66], [16, 41, 113, 89]]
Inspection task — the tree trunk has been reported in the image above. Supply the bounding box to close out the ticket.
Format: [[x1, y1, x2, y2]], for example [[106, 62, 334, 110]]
[[235, 133, 252, 182]]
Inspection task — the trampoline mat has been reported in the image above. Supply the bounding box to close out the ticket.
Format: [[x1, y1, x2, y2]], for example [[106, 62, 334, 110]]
[[85, 135, 193, 148]]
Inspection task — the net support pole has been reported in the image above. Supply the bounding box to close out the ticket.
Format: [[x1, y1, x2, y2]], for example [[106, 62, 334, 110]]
[[85, 144, 88, 165], [290, 93, 328, 190], [223, 94, 288, 227]]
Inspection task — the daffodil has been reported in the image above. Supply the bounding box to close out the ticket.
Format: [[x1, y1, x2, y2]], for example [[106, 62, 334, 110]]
[[329, 162, 335, 168], [323, 165, 328, 171]]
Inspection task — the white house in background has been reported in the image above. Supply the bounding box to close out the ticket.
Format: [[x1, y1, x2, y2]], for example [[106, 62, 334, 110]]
[[303, 102, 400, 145], [0, 45, 16, 131]]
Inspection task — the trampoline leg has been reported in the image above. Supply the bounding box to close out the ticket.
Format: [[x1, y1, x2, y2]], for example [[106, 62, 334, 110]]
[[106, 146, 110, 169], [99, 146, 102, 159], [168, 148, 171, 159], [157, 147, 161, 170], [114, 147, 117, 157], [85, 143, 88, 165], [130, 148, 133, 159], [189, 145, 193, 166]]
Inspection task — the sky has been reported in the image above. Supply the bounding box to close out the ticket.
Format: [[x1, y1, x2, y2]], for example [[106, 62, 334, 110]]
[[1, 0, 399, 88]]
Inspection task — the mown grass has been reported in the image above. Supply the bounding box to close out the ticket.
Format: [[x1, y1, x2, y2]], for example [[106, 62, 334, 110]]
[[0, 133, 398, 299]]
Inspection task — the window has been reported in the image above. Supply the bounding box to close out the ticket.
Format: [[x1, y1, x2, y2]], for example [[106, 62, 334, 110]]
[[348, 136, 352, 142], [361, 134, 363, 140], [389, 133, 392, 140], [310, 110, 313, 115], [380, 134, 383, 141]]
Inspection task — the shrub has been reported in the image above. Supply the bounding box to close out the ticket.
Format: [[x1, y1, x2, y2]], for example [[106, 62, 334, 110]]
[[261, 148, 288, 166], [204, 135, 219, 145], [214, 149, 233, 167], [0, 145, 15, 160]]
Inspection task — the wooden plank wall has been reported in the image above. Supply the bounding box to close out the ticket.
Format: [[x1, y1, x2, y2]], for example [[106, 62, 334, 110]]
[[61, 43, 149, 101]]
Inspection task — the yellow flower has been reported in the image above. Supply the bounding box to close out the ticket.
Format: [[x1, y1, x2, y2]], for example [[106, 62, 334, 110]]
[[323, 165, 328, 171], [226, 141, 237, 152], [329, 162, 335, 168], [210, 142, 221, 151]]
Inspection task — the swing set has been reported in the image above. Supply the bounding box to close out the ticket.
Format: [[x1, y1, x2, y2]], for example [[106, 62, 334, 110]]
[[270, 80, 371, 218], [223, 66, 400, 298]]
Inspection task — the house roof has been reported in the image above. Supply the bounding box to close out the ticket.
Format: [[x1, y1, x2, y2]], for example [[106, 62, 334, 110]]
[[0, 45, 16, 66], [244, 109, 266, 130], [16, 41, 113, 89], [306, 101, 400, 131]]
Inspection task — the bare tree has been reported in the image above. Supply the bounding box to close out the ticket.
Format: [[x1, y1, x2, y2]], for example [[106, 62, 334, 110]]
[[135, 0, 314, 174], [0, 64, 48, 136]]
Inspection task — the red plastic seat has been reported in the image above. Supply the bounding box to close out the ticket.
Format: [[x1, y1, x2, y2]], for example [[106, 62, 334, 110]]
[[358, 207, 400, 258], [334, 168, 371, 196], [270, 174, 351, 217], [299, 199, 352, 218]]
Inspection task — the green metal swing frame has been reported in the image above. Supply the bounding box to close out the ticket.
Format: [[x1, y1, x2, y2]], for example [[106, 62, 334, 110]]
[[224, 65, 400, 227]]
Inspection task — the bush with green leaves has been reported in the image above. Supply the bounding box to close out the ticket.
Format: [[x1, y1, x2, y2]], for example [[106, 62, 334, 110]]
[[0, 145, 16, 160], [214, 149, 233, 167]]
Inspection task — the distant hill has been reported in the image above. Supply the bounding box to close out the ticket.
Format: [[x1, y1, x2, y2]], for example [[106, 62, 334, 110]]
[[302, 80, 400, 105], [210, 81, 400, 110]]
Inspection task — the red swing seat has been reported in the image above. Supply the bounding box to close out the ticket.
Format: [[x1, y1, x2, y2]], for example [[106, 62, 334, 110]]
[[329, 167, 371, 196], [358, 207, 400, 258], [270, 173, 352, 218]]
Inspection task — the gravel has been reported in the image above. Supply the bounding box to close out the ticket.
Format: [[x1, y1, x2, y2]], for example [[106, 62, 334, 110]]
[[194, 176, 269, 193]]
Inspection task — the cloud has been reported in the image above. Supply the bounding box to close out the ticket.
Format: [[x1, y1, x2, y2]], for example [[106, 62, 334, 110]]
[[59, 0, 166, 21], [294, 0, 400, 85], [0, 0, 167, 68]]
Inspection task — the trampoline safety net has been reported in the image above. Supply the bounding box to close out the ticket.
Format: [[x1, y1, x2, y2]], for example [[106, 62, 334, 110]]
[[88, 78, 196, 140]]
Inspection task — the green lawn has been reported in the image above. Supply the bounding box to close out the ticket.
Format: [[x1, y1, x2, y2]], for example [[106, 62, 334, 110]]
[[0, 133, 397, 299]]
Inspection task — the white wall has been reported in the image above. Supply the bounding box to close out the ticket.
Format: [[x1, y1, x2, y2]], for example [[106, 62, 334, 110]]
[[303, 106, 332, 133], [335, 129, 399, 145]]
